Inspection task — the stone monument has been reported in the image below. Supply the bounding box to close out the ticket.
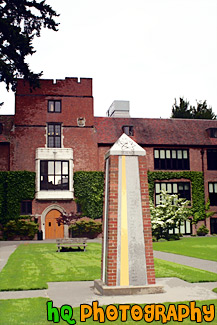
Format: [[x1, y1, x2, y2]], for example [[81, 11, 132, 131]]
[[94, 133, 163, 295]]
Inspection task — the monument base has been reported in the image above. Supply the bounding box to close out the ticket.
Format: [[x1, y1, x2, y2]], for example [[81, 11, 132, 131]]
[[94, 280, 164, 296]]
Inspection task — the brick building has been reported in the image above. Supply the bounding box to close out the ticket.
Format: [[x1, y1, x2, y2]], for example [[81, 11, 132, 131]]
[[0, 77, 217, 238]]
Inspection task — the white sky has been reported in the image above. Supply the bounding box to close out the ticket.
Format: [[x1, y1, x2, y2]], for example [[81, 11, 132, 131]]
[[0, 0, 217, 118]]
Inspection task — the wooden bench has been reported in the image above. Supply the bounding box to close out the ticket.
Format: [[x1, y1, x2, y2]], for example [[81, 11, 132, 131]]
[[56, 238, 87, 252]]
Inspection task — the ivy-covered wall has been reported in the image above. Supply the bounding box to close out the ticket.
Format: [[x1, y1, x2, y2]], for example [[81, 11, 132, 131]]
[[0, 171, 35, 224], [73, 170, 206, 220], [73, 171, 104, 219], [148, 171, 205, 217], [0, 169, 206, 225]]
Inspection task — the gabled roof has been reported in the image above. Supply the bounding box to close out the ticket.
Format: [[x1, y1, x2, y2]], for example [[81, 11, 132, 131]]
[[94, 117, 217, 146]]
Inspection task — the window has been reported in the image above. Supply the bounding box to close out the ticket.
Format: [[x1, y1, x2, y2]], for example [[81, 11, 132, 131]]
[[47, 123, 61, 148], [40, 160, 69, 190], [21, 201, 32, 215], [122, 125, 134, 136], [208, 183, 217, 205], [169, 220, 192, 235], [0, 123, 2, 134], [207, 128, 217, 138], [155, 182, 191, 205], [48, 100, 61, 113], [207, 149, 217, 170], [154, 149, 189, 170]]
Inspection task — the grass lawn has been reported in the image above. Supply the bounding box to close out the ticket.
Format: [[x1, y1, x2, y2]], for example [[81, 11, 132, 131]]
[[0, 297, 216, 324], [153, 236, 217, 261], [0, 243, 101, 291], [154, 259, 217, 283], [1, 243, 217, 291]]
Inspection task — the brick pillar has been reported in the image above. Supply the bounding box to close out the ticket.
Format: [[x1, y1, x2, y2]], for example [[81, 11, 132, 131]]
[[138, 156, 156, 285]]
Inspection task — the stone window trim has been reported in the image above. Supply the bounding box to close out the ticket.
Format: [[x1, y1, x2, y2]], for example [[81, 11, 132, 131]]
[[154, 148, 190, 170], [47, 123, 62, 148], [47, 100, 61, 113], [40, 160, 69, 191], [35, 148, 74, 200], [45, 123, 64, 148]]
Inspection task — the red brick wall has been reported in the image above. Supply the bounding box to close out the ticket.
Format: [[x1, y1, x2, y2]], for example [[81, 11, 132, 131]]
[[103, 155, 118, 286], [33, 200, 77, 230], [16, 78, 92, 97], [138, 155, 156, 285], [0, 143, 10, 171], [10, 77, 98, 220], [10, 78, 98, 172], [98, 146, 110, 171]]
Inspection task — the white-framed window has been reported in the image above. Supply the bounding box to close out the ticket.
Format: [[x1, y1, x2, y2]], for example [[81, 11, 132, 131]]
[[40, 160, 69, 190], [36, 148, 73, 200], [154, 149, 189, 170], [155, 182, 191, 205]]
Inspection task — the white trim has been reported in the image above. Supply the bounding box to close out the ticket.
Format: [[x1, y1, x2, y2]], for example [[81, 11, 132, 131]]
[[105, 133, 146, 158], [35, 148, 74, 200]]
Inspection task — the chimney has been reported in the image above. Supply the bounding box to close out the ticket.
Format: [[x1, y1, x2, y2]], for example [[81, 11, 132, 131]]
[[107, 100, 130, 118]]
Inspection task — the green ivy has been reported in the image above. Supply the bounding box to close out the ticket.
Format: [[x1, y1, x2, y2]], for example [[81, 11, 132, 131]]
[[0, 171, 35, 224], [0, 172, 8, 224], [148, 171, 205, 221], [73, 171, 104, 219]]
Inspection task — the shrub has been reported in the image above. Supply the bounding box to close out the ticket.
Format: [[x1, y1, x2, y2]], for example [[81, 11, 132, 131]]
[[69, 220, 102, 239], [168, 234, 181, 241], [196, 225, 209, 236], [3, 219, 39, 240]]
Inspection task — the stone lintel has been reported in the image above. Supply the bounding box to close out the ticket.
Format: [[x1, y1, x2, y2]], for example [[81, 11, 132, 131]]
[[105, 133, 146, 159], [94, 280, 164, 296]]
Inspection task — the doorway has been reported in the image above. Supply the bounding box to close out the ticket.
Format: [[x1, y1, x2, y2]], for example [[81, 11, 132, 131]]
[[45, 209, 64, 239], [210, 218, 217, 234]]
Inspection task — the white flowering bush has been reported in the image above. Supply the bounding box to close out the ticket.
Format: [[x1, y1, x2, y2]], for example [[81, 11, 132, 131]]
[[150, 190, 191, 240]]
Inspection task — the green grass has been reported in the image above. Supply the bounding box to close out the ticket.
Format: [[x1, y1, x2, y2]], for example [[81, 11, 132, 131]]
[[0, 298, 216, 324], [0, 243, 101, 291], [1, 243, 217, 291], [155, 259, 217, 282], [153, 236, 217, 261]]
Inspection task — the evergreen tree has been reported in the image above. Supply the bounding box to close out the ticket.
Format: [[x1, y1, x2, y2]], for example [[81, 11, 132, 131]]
[[0, 0, 59, 95], [171, 97, 216, 119]]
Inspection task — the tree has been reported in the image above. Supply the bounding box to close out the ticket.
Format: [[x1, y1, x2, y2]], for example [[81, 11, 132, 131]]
[[56, 211, 80, 227], [150, 190, 191, 240], [171, 98, 216, 120], [56, 211, 81, 238], [0, 0, 59, 95]]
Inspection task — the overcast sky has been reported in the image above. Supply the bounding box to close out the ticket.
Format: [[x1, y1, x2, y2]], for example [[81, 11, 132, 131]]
[[1, 0, 217, 118]]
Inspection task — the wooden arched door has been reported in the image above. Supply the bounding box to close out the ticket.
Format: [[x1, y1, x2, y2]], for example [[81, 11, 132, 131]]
[[45, 209, 64, 239]]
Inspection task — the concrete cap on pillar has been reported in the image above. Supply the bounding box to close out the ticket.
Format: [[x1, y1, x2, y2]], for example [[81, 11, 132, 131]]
[[105, 133, 146, 159]]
